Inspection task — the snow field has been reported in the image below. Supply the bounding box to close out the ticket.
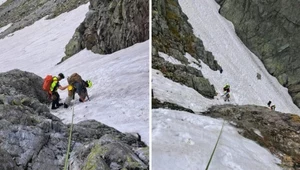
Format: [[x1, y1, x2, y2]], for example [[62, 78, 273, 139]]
[[152, 109, 281, 170], [0, 3, 149, 144], [152, 0, 299, 169]]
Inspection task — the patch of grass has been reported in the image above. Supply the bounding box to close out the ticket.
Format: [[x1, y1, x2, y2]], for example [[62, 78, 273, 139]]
[[166, 10, 179, 21], [184, 35, 196, 56], [166, 0, 178, 6], [169, 24, 180, 40], [290, 115, 300, 123], [82, 144, 108, 170], [126, 156, 141, 169]]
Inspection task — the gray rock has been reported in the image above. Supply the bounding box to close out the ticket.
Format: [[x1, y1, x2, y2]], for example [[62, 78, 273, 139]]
[[152, 98, 194, 113], [80, 142, 148, 170], [133, 147, 149, 165], [152, 57, 216, 98], [62, 0, 149, 61], [64, 31, 83, 57], [99, 134, 121, 145], [0, 69, 49, 104], [278, 73, 288, 86], [0, 148, 21, 170], [152, 0, 220, 100], [152, 0, 221, 71]]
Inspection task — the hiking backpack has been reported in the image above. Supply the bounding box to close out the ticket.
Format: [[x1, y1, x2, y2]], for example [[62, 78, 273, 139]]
[[42, 75, 53, 92], [68, 73, 83, 86]]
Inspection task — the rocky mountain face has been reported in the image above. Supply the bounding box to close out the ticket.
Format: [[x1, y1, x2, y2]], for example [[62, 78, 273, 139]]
[[216, 0, 300, 108], [203, 105, 300, 170], [0, 0, 89, 39], [152, 0, 221, 100], [0, 69, 148, 170], [62, 0, 149, 62]]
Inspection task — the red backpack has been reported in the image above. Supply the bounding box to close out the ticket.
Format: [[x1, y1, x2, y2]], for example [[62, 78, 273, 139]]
[[43, 75, 53, 92]]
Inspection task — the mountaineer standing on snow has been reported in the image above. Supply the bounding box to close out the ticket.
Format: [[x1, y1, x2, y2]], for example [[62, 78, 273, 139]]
[[270, 105, 276, 111], [43, 73, 68, 110], [50, 73, 68, 110], [223, 84, 230, 102], [267, 101, 272, 107], [268, 101, 276, 111], [63, 73, 92, 108]]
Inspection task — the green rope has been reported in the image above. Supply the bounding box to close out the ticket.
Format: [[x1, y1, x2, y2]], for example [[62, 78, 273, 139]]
[[63, 106, 75, 170], [205, 120, 225, 170]]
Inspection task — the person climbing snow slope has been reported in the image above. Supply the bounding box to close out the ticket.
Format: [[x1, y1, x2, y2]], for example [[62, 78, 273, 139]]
[[223, 84, 230, 102], [63, 73, 92, 108]]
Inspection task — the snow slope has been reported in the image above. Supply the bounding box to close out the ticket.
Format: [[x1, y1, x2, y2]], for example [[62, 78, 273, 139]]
[[0, 0, 6, 6], [152, 0, 299, 169], [152, 68, 282, 169], [153, 0, 300, 114], [0, 4, 149, 144], [177, 0, 300, 114], [152, 109, 281, 170]]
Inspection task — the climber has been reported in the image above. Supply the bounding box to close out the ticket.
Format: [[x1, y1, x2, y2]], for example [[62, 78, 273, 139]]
[[267, 101, 276, 110], [224, 93, 230, 102], [49, 73, 68, 110], [223, 84, 230, 102], [223, 84, 230, 93], [267, 101, 272, 107], [63, 73, 92, 108], [270, 105, 276, 111]]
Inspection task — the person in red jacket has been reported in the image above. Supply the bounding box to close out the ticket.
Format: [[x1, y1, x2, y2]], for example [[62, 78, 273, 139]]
[[50, 73, 68, 109]]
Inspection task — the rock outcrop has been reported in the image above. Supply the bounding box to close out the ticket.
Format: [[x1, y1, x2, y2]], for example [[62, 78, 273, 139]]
[[216, 0, 300, 108], [152, 57, 217, 98], [62, 0, 149, 61], [0, 69, 49, 104], [0, 69, 148, 170], [203, 105, 300, 170], [152, 98, 194, 113], [152, 0, 220, 100], [0, 0, 89, 39], [153, 0, 221, 70]]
